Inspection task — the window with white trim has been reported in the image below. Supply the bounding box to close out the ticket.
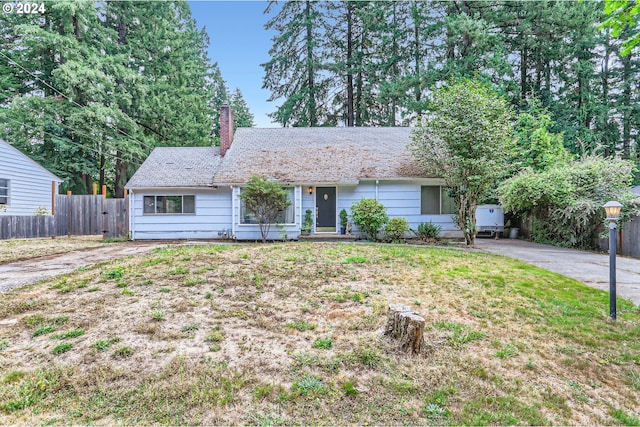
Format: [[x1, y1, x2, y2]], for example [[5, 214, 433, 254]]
[[143, 195, 195, 214], [421, 186, 456, 215], [240, 187, 295, 224], [0, 179, 9, 205]]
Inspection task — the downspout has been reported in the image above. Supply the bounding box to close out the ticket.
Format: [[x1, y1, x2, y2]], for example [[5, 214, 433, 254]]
[[231, 186, 236, 238], [375, 180, 379, 200], [129, 189, 135, 240]]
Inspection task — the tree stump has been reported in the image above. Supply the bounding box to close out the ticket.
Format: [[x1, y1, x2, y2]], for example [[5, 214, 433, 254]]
[[384, 303, 426, 355]]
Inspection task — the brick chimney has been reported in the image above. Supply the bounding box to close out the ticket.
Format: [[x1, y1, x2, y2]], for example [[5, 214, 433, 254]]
[[220, 102, 234, 157]]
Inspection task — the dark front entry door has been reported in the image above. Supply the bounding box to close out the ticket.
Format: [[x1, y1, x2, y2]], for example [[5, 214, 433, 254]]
[[316, 187, 336, 231]]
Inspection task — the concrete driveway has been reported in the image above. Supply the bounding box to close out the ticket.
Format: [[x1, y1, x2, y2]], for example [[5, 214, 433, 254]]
[[474, 238, 640, 305], [0, 242, 165, 293]]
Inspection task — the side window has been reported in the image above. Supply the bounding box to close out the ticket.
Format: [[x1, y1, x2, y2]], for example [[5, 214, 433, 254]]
[[441, 187, 456, 214], [421, 186, 456, 215], [0, 179, 9, 205], [420, 186, 439, 214], [143, 195, 195, 214]]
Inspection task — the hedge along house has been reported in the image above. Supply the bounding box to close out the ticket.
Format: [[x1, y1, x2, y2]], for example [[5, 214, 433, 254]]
[[0, 138, 62, 216], [125, 105, 461, 240]]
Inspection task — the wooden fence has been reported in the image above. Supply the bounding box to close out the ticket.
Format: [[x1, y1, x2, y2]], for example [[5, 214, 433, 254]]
[[598, 214, 640, 258], [0, 195, 128, 240]]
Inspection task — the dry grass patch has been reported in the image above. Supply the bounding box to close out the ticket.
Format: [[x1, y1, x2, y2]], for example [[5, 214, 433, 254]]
[[0, 242, 638, 425], [0, 235, 105, 264]]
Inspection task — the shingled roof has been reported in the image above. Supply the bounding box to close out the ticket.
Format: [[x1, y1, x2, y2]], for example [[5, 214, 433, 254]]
[[126, 147, 221, 188], [212, 127, 430, 185]]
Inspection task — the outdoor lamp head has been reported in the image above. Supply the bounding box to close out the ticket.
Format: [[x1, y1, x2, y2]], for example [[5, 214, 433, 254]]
[[603, 201, 623, 221]]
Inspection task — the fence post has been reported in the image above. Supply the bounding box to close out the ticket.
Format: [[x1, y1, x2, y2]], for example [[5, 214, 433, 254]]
[[93, 183, 97, 195], [51, 181, 56, 216], [102, 185, 107, 199]]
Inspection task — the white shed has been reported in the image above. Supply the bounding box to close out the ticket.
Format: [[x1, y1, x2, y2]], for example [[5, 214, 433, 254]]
[[0, 139, 62, 216]]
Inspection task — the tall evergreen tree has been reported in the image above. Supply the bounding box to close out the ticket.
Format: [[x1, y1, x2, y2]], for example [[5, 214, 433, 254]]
[[262, 0, 331, 126], [0, 0, 250, 196], [229, 88, 256, 129]]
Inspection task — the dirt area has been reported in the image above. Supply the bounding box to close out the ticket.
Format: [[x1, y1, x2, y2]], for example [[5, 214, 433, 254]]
[[0, 241, 167, 292]]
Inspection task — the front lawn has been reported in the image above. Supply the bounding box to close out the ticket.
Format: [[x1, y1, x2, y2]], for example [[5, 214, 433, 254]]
[[0, 243, 638, 425]]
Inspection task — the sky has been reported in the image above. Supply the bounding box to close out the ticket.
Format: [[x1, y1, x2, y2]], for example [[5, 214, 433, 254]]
[[188, 1, 279, 128]]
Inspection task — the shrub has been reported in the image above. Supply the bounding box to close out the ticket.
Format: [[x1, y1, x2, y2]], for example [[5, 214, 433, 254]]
[[351, 198, 388, 241], [498, 155, 639, 248], [413, 221, 442, 240], [384, 217, 409, 242], [239, 176, 291, 243], [339, 209, 348, 228]]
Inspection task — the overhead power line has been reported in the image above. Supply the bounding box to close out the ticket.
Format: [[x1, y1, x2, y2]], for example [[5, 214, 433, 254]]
[[0, 50, 158, 154], [3, 116, 144, 165]]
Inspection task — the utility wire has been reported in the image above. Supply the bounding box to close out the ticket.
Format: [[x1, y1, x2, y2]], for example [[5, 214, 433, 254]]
[[0, 51, 158, 153], [3, 116, 144, 164]]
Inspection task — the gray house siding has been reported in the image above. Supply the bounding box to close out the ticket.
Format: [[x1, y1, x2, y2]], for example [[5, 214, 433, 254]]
[[129, 188, 233, 240], [0, 139, 61, 216]]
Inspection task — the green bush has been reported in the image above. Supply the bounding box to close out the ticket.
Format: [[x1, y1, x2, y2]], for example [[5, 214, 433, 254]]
[[498, 155, 639, 248], [351, 199, 388, 241], [384, 217, 409, 242], [239, 176, 291, 243], [413, 221, 442, 240]]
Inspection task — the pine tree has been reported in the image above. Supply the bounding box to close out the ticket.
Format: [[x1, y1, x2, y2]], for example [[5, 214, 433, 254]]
[[262, 0, 331, 126], [229, 88, 256, 129]]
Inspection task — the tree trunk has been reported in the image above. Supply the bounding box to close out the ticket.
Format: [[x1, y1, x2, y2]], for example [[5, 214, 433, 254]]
[[305, 0, 317, 127], [346, 2, 354, 127], [114, 151, 127, 198], [412, 3, 422, 119], [622, 54, 631, 159]]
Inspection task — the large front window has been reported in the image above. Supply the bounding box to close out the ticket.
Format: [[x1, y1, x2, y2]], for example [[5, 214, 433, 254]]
[[143, 195, 195, 214], [421, 186, 456, 215], [0, 179, 8, 205], [240, 187, 295, 224]]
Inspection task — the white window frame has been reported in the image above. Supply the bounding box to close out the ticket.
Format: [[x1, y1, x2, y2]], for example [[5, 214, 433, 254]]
[[239, 187, 295, 226], [421, 186, 456, 215], [143, 195, 195, 215], [0, 179, 9, 206]]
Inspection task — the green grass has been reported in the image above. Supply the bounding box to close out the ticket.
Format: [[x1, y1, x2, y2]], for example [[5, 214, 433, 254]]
[[93, 337, 120, 351], [287, 320, 316, 332], [433, 321, 487, 347], [0, 242, 638, 426], [344, 255, 368, 264], [312, 338, 333, 350], [149, 309, 165, 321], [52, 343, 72, 355], [51, 329, 85, 339], [292, 375, 327, 396], [113, 346, 134, 358], [610, 408, 640, 426], [32, 326, 56, 337]]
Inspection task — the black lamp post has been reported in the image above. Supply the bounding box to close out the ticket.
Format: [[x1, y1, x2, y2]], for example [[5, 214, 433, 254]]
[[603, 201, 622, 320]]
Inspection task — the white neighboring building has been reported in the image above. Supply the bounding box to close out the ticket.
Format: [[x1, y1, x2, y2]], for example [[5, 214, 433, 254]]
[[0, 139, 62, 216]]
